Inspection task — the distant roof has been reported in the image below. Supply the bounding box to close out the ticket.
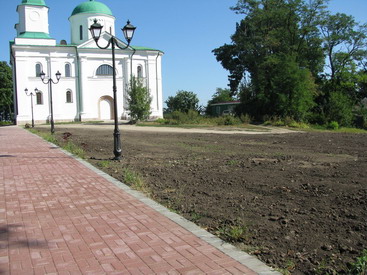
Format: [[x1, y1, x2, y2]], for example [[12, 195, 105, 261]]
[[210, 101, 241, 106], [20, 0, 46, 6], [71, 0, 113, 16]]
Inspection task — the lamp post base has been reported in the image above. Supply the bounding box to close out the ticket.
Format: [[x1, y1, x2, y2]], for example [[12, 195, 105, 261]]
[[113, 130, 122, 160]]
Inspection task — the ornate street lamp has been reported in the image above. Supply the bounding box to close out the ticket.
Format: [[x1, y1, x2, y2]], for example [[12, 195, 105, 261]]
[[39, 70, 61, 134], [25, 88, 37, 128], [89, 19, 136, 160]]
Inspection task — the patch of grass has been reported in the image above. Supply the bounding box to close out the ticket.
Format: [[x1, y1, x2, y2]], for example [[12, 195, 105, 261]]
[[348, 249, 367, 275], [28, 128, 58, 144], [62, 141, 85, 159], [276, 259, 296, 275], [218, 222, 249, 242], [26, 128, 86, 158], [122, 168, 148, 193], [226, 159, 240, 166], [189, 212, 202, 222], [97, 160, 111, 168], [0, 121, 13, 126]]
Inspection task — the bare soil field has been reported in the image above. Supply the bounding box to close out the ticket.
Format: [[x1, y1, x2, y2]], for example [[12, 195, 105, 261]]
[[35, 124, 367, 274]]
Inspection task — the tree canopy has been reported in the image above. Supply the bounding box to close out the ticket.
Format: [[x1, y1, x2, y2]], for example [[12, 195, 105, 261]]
[[0, 62, 13, 121], [213, 0, 367, 126], [165, 90, 199, 113]]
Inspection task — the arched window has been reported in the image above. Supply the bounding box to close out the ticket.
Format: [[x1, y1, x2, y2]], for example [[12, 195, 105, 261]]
[[96, 65, 114, 76], [35, 64, 42, 77], [137, 65, 143, 78], [80, 25, 83, 40], [65, 64, 71, 77], [36, 91, 43, 105], [66, 90, 72, 103]]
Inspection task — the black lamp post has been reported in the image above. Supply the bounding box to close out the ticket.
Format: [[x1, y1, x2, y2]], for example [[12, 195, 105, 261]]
[[25, 88, 36, 128], [89, 19, 136, 160], [39, 70, 61, 134]]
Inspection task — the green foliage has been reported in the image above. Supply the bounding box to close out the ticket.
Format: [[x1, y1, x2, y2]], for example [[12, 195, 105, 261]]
[[214, 0, 367, 127], [164, 110, 202, 124], [97, 160, 111, 168], [165, 90, 199, 113], [0, 61, 14, 121], [218, 221, 249, 242], [347, 249, 367, 275], [215, 115, 241, 126], [327, 121, 339, 130], [126, 76, 152, 123], [122, 168, 147, 192], [327, 91, 354, 126], [62, 141, 86, 159]]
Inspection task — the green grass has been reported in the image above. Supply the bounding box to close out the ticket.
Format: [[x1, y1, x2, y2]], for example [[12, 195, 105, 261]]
[[218, 222, 249, 242], [62, 141, 85, 159], [26, 128, 86, 159], [0, 121, 13, 126], [97, 160, 111, 168], [122, 168, 148, 193], [348, 249, 367, 275]]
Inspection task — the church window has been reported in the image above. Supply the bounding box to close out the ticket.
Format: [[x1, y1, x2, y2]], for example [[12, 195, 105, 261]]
[[137, 65, 143, 78], [35, 64, 42, 77], [80, 25, 83, 40], [66, 90, 72, 103], [36, 91, 43, 105], [65, 64, 71, 77], [96, 65, 114, 76]]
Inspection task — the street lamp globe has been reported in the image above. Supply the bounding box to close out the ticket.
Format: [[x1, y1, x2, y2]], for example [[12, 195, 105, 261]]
[[89, 19, 103, 42], [122, 20, 136, 44]]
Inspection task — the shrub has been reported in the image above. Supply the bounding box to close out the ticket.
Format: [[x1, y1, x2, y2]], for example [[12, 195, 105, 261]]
[[327, 121, 339, 130], [215, 115, 241, 126], [164, 110, 202, 124], [239, 114, 252, 124]]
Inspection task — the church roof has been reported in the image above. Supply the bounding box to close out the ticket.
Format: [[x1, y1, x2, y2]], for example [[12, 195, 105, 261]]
[[20, 0, 46, 6], [71, 0, 113, 17]]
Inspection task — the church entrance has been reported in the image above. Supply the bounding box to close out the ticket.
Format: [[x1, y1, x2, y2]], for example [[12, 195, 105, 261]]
[[99, 96, 113, 120]]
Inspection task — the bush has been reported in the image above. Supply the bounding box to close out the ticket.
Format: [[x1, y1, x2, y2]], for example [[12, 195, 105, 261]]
[[215, 115, 241, 126], [327, 121, 339, 130], [239, 114, 252, 124], [164, 110, 202, 124]]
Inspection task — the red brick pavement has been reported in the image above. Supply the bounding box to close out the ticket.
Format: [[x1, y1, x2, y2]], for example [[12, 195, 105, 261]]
[[0, 126, 266, 274]]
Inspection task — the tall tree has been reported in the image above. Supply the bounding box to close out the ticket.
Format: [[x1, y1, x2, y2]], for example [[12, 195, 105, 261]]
[[318, 12, 367, 125], [126, 76, 152, 123], [0, 62, 13, 121], [213, 0, 326, 120], [165, 90, 199, 113]]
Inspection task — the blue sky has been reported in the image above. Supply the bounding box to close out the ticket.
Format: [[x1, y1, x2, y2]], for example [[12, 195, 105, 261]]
[[2, 0, 367, 106]]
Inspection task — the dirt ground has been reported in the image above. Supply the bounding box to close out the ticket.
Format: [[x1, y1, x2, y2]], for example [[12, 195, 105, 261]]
[[35, 124, 367, 274]]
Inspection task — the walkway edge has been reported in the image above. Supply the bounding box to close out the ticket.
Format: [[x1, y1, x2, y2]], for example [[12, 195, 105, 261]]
[[28, 128, 281, 275]]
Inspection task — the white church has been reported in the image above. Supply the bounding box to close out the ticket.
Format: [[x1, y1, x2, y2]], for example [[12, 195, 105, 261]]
[[10, 0, 164, 124]]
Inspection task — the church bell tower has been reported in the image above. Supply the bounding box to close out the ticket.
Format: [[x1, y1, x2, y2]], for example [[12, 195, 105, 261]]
[[16, 0, 51, 39]]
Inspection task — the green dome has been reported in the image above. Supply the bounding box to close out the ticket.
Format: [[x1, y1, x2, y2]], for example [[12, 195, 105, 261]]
[[21, 0, 46, 6], [71, 0, 113, 16]]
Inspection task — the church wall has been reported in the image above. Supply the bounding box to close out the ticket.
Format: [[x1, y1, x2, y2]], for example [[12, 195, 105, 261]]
[[13, 46, 79, 124]]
